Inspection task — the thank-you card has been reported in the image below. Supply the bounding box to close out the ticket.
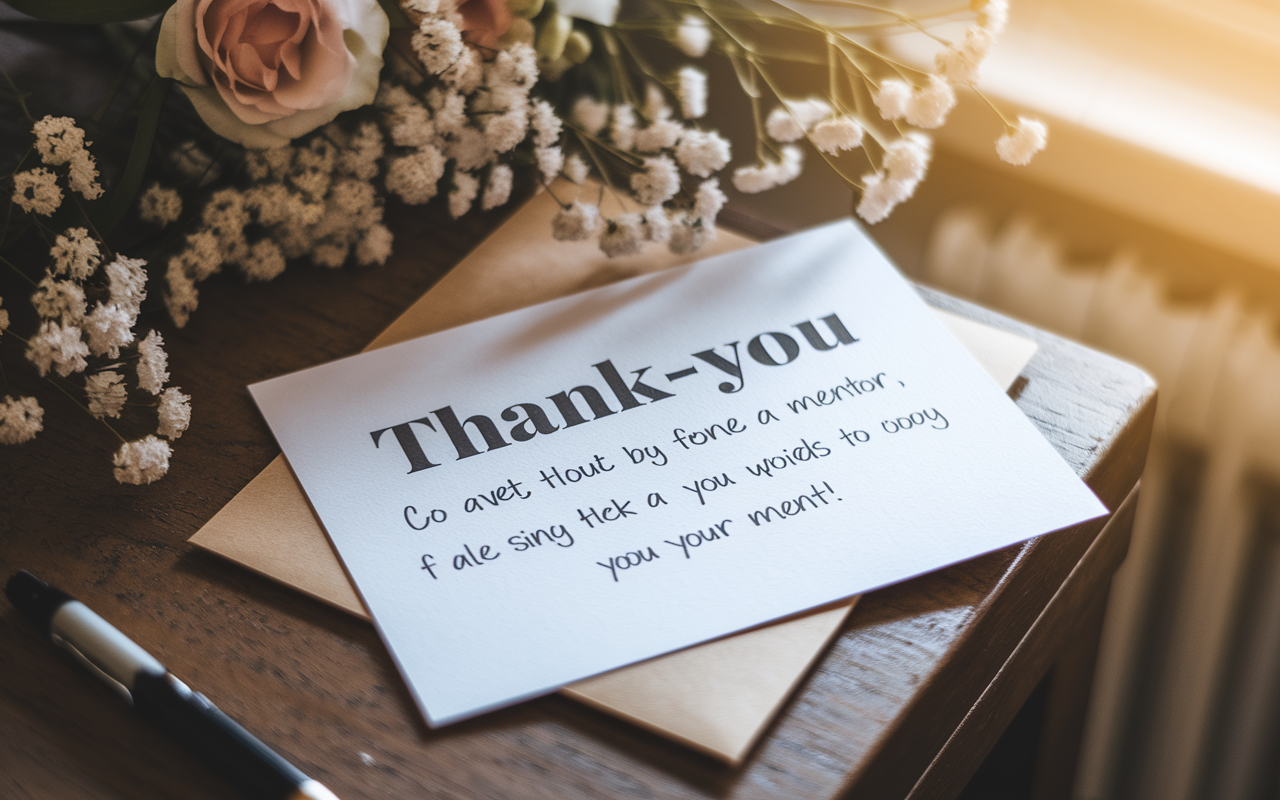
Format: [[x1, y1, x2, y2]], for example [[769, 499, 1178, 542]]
[[250, 220, 1105, 725]]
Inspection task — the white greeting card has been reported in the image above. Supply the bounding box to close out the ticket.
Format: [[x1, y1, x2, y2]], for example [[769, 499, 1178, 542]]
[[249, 220, 1104, 726]]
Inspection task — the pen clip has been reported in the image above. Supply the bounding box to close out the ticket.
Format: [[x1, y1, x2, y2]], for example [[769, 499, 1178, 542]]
[[51, 632, 134, 704]]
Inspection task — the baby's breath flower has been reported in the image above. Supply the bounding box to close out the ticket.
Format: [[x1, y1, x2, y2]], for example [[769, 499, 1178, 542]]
[[113, 435, 171, 485], [12, 168, 63, 216], [242, 239, 287, 281], [873, 79, 912, 121], [105, 256, 148, 314], [884, 133, 932, 185], [599, 214, 645, 258], [84, 303, 136, 358], [979, 0, 1009, 35], [905, 76, 956, 129], [936, 26, 994, 84], [449, 171, 480, 219], [390, 102, 436, 146], [157, 387, 191, 440], [669, 214, 714, 254], [694, 178, 726, 225], [310, 240, 349, 269], [26, 320, 89, 377], [386, 146, 446, 205], [674, 129, 730, 178], [856, 172, 912, 224], [677, 66, 708, 119], [551, 201, 600, 241], [564, 153, 590, 184], [32, 274, 87, 323], [165, 262, 199, 327], [86, 371, 128, 419], [50, 228, 101, 280], [676, 15, 711, 58], [355, 223, 394, 267], [810, 117, 864, 154], [536, 146, 564, 184], [644, 83, 672, 121], [139, 184, 183, 227], [732, 145, 803, 193], [0, 395, 43, 445], [68, 151, 103, 200], [32, 116, 86, 166], [631, 155, 680, 206], [413, 17, 465, 74], [337, 121, 384, 180], [633, 119, 682, 153], [765, 98, 831, 143], [482, 164, 513, 211], [604, 104, 634, 151], [531, 100, 562, 150], [490, 42, 537, 89], [177, 229, 223, 281], [571, 97, 609, 136], [289, 138, 336, 200], [136, 330, 169, 395], [485, 108, 528, 154], [642, 206, 671, 243], [996, 117, 1048, 165], [443, 45, 484, 93]]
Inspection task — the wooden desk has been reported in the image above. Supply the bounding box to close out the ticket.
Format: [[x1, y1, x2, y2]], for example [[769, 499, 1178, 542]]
[[0, 200, 1155, 800]]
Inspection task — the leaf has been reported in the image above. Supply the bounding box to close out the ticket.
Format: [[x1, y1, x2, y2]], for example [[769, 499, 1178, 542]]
[[1, 0, 176, 24], [93, 75, 169, 236]]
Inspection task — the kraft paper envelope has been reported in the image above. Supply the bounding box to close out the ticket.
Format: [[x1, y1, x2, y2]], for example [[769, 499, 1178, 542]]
[[191, 185, 1037, 763]]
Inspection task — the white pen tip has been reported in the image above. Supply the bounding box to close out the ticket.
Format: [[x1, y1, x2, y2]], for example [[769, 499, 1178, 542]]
[[293, 779, 342, 800]]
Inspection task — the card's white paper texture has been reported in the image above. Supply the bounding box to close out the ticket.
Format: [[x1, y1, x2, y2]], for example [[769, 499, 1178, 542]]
[[249, 220, 1104, 725]]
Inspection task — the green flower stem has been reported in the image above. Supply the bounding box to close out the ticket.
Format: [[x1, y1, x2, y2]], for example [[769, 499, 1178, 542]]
[[973, 86, 1015, 128], [0, 65, 35, 122], [0, 253, 38, 288], [47, 374, 127, 444], [69, 192, 117, 263]]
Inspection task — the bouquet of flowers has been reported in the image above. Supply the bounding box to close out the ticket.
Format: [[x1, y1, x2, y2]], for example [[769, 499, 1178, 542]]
[[0, 0, 1042, 482]]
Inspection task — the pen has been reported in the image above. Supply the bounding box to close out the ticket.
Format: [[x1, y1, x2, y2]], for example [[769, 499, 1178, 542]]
[[6, 570, 340, 800]]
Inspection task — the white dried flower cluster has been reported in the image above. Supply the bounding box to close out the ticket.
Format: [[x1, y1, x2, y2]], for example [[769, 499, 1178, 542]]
[[996, 116, 1048, 165], [765, 98, 833, 144], [675, 16, 711, 58], [733, 145, 804, 194], [857, 134, 932, 224], [86, 371, 128, 419], [0, 395, 43, 445], [139, 183, 183, 227], [874, 76, 956, 130], [29, 116, 103, 201], [113, 435, 172, 485], [381, 10, 542, 217], [12, 167, 63, 216], [935, 0, 1006, 84], [164, 133, 389, 324], [557, 75, 733, 258]]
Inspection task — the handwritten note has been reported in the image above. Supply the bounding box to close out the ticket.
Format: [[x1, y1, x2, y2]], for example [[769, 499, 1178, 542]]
[[250, 220, 1105, 725]]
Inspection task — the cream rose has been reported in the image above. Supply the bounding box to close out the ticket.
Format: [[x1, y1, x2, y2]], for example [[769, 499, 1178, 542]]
[[157, 0, 389, 149]]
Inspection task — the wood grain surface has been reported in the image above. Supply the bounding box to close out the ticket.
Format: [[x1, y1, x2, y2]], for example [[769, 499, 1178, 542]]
[[0, 190, 1155, 800]]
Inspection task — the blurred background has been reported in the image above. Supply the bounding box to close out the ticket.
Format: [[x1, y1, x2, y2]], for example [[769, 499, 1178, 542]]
[[706, 1, 1280, 798]]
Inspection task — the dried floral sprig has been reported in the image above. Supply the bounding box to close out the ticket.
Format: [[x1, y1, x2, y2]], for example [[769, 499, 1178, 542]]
[[2, 116, 192, 484]]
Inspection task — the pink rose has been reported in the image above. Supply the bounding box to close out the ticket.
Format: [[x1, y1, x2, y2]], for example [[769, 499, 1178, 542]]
[[158, 0, 389, 148]]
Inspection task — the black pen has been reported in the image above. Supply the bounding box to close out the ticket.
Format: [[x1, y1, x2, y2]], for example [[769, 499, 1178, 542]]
[[6, 570, 340, 800]]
